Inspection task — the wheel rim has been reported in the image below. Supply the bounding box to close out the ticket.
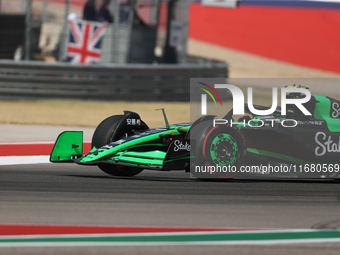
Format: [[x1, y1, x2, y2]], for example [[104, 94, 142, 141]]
[[209, 133, 238, 166]]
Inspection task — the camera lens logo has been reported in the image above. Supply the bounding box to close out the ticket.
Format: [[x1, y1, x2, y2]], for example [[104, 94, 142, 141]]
[[196, 82, 222, 115]]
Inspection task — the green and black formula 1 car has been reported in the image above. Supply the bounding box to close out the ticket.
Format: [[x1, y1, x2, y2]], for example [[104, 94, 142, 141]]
[[50, 92, 340, 179], [50, 109, 193, 176]]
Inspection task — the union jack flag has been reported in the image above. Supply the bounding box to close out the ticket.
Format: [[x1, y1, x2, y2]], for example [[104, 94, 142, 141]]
[[66, 20, 108, 64]]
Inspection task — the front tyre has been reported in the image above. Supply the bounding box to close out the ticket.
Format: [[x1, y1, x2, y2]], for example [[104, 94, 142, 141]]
[[91, 115, 123, 149], [92, 115, 143, 177], [97, 163, 143, 177]]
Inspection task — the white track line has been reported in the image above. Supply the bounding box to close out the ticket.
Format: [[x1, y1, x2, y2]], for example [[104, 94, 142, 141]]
[[0, 156, 50, 166]]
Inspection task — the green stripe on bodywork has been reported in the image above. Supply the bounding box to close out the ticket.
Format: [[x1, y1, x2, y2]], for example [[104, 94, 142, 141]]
[[80, 128, 185, 163], [314, 95, 330, 120], [110, 151, 166, 167], [115, 151, 167, 160], [247, 148, 314, 164], [111, 156, 163, 167], [314, 95, 340, 132], [2, 230, 340, 244]]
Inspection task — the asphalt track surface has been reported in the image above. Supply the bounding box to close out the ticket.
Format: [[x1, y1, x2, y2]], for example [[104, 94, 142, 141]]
[[2, 163, 340, 254], [2, 124, 340, 254]]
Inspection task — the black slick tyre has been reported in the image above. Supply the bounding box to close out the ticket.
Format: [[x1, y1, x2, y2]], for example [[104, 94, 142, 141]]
[[92, 115, 143, 177]]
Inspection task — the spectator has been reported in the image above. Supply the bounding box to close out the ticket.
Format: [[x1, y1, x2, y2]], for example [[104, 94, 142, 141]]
[[98, 0, 114, 23], [83, 0, 98, 21]]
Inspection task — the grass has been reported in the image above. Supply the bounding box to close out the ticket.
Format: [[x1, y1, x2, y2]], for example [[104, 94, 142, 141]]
[[0, 100, 190, 128], [0, 86, 314, 128]]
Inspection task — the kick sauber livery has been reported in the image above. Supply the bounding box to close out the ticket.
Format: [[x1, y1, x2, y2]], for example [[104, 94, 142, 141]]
[[50, 89, 340, 179]]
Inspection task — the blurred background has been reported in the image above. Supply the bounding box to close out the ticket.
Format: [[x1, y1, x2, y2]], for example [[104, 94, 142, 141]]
[[0, 0, 339, 73], [0, 0, 339, 126]]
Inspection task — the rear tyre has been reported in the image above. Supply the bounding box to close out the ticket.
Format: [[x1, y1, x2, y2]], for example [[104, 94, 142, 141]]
[[92, 115, 143, 177], [191, 122, 246, 179], [201, 126, 246, 174]]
